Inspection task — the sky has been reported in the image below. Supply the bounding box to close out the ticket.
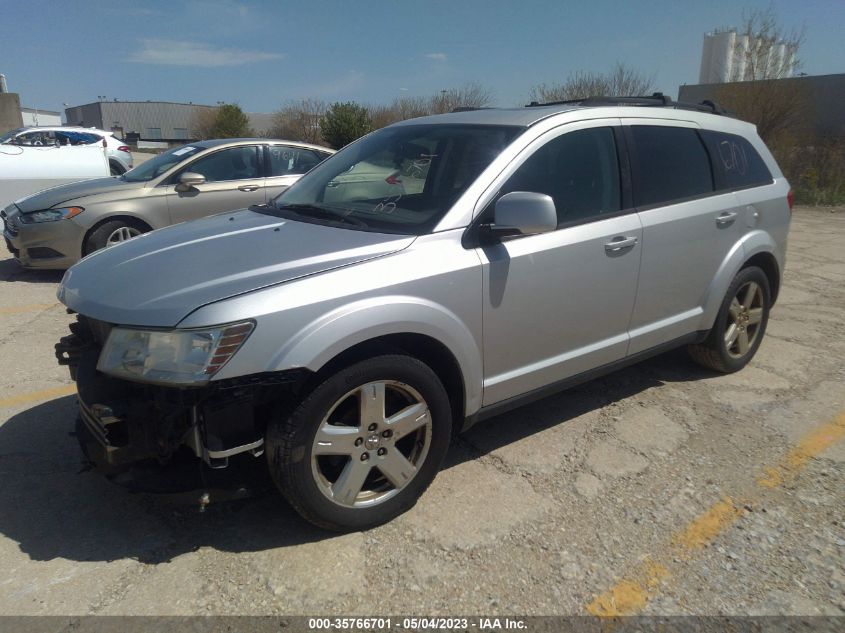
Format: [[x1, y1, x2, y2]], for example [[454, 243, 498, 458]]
[[2, 0, 843, 115]]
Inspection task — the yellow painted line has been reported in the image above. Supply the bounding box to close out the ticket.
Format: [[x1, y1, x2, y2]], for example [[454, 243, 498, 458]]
[[0, 302, 60, 316], [758, 412, 845, 488], [0, 384, 76, 409], [586, 410, 845, 617]]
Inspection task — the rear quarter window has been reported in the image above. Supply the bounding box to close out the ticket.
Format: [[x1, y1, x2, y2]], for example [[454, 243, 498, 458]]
[[700, 130, 773, 191], [629, 125, 714, 208]]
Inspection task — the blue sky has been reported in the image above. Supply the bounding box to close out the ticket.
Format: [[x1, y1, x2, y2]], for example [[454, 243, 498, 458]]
[[2, 0, 843, 114]]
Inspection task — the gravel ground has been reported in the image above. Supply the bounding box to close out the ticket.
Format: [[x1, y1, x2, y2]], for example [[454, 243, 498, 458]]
[[0, 206, 843, 616]]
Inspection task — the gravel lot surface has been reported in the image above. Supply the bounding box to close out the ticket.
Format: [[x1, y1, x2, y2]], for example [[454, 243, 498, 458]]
[[0, 206, 843, 616]]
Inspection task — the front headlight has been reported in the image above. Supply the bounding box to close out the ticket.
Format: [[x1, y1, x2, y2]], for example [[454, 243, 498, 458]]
[[20, 207, 85, 224], [97, 322, 254, 385]]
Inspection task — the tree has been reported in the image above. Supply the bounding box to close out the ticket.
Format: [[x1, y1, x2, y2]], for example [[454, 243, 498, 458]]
[[211, 104, 253, 138], [429, 82, 493, 114], [713, 9, 808, 146], [529, 63, 655, 103], [726, 7, 804, 82], [189, 106, 218, 140], [320, 102, 372, 149], [270, 99, 327, 144]]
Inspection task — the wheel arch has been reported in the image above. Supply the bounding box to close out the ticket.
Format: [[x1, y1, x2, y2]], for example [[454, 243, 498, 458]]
[[699, 230, 782, 330], [81, 214, 154, 256]]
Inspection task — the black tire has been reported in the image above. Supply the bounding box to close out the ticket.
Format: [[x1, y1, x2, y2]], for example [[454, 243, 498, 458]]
[[109, 161, 125, 176], [83, 219, 148, 255], [266, 354, 452, 531], [688, 266, 771, 373]]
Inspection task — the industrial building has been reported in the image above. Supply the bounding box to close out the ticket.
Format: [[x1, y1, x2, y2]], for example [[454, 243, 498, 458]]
[[679, 73, 845, 139], [699, 29, 797, 84], [64, 100, 274, 143]]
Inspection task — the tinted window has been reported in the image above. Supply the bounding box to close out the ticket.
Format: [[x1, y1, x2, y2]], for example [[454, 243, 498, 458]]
[[267, 146, 325, 176], [183, 146, 259, 182], [700, 130, 773, 191], [123, 144, 203, 182], [501, 127, 621, 225], [631, 126, 713, 207]]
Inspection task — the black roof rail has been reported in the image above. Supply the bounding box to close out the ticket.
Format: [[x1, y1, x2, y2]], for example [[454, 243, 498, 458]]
[[450, 106, 493, 113], [525, 92, 734, 117]]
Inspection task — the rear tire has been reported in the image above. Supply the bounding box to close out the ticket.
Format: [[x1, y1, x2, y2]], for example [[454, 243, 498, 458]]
[[688, 266, 771, 373], [109, 161, 125, 176], [83, 219, 148, 255], [266, 354, 452, 531]]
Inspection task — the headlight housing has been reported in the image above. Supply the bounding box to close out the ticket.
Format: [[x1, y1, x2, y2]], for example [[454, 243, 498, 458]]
[[20, 207, 84, 224], [97, 322, 254, 385]]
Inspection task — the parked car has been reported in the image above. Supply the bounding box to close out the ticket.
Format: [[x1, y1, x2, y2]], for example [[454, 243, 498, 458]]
[[1, 126, 133, 175], [55, 97, 791, 531], [0, 141, 110, 235], [2, 138, 333, 268]]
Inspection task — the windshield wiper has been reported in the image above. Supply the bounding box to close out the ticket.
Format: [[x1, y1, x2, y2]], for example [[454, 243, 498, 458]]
[[274, 203, 368, 227]]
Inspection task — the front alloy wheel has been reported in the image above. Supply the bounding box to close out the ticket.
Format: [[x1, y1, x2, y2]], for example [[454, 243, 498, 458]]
[[266, 355, 452, 531]]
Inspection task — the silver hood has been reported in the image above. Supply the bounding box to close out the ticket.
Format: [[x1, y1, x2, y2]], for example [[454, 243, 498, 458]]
[[15, 177, 143, 213], [58, 209, 415, 327]]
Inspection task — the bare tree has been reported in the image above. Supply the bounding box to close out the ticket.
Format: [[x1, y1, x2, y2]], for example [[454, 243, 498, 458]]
[[528, 63, 656, 103], [429, 82, 493, 114], [368, 96, 431, 129], [270, 99, 327, 144], [189, 106, 218, 140], [727, 7, 804, 82], [714, 8, 808, 146]]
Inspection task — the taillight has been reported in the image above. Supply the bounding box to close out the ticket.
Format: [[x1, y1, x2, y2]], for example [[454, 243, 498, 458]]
[[385, 172, 402, 185], [117, 146, 131, 153], [787, 189, 794, 212]]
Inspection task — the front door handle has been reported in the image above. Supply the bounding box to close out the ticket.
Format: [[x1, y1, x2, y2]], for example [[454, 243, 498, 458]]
[[238, 184, 260, 192], [716, 211, 738, 226], [604, 236, 638, 253]]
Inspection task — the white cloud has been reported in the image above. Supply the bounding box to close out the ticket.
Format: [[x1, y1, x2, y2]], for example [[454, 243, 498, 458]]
[[129, 39, 283, 67], [425, 53, 448, 62]]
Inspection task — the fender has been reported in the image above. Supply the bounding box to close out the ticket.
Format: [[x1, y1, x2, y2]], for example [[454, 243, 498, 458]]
[[269, 295, 484, 415], [698, 229, 779, 331]]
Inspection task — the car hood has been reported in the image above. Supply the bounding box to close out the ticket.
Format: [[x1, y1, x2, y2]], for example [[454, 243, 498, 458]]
[[58, 209, 415, 327], [15, 177, 143, 212]]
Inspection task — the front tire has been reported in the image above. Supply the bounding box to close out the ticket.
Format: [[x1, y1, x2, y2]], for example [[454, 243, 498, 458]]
[[266, 355, 452, 531], [688, 266, 771, 373], [83, 219, 147, 255]]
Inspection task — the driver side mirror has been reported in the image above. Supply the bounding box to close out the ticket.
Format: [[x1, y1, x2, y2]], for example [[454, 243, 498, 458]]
[[175, 172, 206, 192], [486, 191, 558, 238]]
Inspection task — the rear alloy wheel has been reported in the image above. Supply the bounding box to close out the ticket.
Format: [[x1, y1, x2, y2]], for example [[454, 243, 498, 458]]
[[688, 266, 771, 373], [83, 219, 147, 255], [266, 355, 452, 531]]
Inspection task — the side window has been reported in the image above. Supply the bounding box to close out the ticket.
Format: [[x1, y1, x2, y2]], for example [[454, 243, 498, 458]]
[[500, 127, 621, 225], [630, 126, 713, 207], [182, 146, 259, 182], [700, 130, 773, 191], [267, 146, 325, 176]]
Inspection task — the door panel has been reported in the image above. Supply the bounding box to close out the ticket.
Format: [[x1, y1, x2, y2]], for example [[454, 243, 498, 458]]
[[627, 192, 742, 353], [166, 146, 265, 223], [480, 213, 642, 406]]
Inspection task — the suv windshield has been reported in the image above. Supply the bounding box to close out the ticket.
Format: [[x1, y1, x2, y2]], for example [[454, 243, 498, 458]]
[[265, 124, 521, 234], [122, 144, 204, 182]]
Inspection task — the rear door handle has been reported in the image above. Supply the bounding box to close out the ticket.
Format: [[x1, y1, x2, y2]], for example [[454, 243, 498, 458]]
[[716, 211, 738, 225], [604, 236, 638, 253], [238, 184, 260, 192]]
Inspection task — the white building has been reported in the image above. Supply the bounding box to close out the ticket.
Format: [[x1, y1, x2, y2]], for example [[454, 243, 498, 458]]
[[699, 29, 797, 84], [20, 106, 62, 127]]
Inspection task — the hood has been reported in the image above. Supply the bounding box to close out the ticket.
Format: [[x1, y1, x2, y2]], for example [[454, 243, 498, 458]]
[[58, 208, 415, 327], [15, 177, 143, 213]]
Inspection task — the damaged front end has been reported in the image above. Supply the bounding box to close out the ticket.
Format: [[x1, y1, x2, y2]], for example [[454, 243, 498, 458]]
[[55, 314, 307, 482]]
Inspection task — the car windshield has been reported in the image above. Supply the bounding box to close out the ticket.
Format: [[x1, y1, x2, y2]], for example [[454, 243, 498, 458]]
[[263, 124, 522, 235], [122, 144, 204, 182], [0, 128, 27, 143]]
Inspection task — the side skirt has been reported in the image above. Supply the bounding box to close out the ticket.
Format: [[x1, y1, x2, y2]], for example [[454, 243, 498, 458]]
[[460, 330, 708, 432]]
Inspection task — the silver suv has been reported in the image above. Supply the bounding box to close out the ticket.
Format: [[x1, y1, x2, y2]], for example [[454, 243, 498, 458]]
[[55, 96, 791, 531]]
